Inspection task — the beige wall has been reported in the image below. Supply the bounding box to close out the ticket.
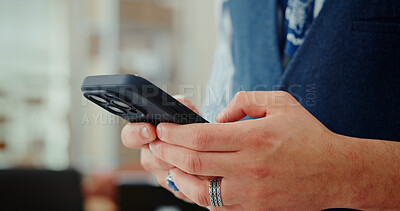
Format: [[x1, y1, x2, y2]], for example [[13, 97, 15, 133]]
[[170, 0, 217, 107]]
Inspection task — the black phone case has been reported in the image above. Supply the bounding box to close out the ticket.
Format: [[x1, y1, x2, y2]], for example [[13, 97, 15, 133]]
[[81, 74, 208, 126]]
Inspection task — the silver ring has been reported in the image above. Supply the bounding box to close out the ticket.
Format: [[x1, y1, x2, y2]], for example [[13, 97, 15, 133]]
[[209, 179, 223, 207]]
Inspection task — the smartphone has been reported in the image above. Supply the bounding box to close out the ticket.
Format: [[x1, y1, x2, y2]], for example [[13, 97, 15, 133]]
[[81, 74, 208, 126]]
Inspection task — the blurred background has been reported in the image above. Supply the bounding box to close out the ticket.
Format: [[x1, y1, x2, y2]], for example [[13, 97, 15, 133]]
[[0, 0, 216, 210]]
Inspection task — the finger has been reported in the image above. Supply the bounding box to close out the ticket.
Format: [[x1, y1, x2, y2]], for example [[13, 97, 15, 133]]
[[216, 91, 299, 123], [149, 140, 237, 176], [121, 123, 157, 148], [174, 95, 200, 114], [140, 147, 193, 203], [152, 168, 194, 204], [216, 91, 272, 123], [140, 146, 173, 171], [170, 168, 236, 207], [156, 122, 242, 151]]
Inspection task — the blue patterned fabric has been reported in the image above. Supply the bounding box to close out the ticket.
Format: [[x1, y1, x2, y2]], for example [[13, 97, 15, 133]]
[[281, 0, 315, 57], [204, 0, 400, 142]]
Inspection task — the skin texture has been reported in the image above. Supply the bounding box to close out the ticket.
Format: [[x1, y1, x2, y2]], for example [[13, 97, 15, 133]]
[[121, 91, 400, 211]]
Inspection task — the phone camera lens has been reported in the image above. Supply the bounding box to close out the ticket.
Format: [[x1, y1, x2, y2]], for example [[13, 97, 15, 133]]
[[88, 95, 108, 104], [107, 105, 126, 114], [111, 100, 131, 110], [104, 93, 116, 99]]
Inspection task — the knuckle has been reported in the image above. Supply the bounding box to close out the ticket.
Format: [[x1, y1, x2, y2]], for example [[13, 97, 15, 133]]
[[232, 91, 250, 107], [250, 168, 268, 179], [235, 91, 247, 100], [251, 129, 275, 148], [183, 153, 202, 174], [193, 186, 209, 207], [191, 129, 209, 150], [248, 131, 266, 148], [247, 164, 271, 180]]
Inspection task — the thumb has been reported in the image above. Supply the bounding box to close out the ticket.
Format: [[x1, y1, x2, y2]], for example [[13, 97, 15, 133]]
[[216, 91, 278, 123]]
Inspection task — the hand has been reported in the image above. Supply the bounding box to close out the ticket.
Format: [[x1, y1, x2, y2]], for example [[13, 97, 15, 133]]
[[148, 91, 358, 210], [121, 97, 200, 203]]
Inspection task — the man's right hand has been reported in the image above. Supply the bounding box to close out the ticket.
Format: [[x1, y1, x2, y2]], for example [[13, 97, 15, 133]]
[[120, 98, 199, 203]]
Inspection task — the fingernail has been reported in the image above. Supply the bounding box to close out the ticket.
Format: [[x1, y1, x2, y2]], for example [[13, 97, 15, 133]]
[[149, 142, 155, 153], [156, 125, 162, 139], [141, 126, 150, 139]]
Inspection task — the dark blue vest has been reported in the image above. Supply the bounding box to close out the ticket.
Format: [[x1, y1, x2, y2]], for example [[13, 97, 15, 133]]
[[229, 0, 400, 141]]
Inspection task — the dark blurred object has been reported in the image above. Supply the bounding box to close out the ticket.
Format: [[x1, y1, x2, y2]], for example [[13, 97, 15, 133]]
[[0, 169, 84, 211], [118, 184, 207, 211]]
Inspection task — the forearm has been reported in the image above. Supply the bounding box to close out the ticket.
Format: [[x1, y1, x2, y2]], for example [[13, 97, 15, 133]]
[[334, 135, 400, 210]]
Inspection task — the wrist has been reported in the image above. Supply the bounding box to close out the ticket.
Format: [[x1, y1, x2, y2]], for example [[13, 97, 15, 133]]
[[324, 134, 400, 210], [318, 132, 370, 209]]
